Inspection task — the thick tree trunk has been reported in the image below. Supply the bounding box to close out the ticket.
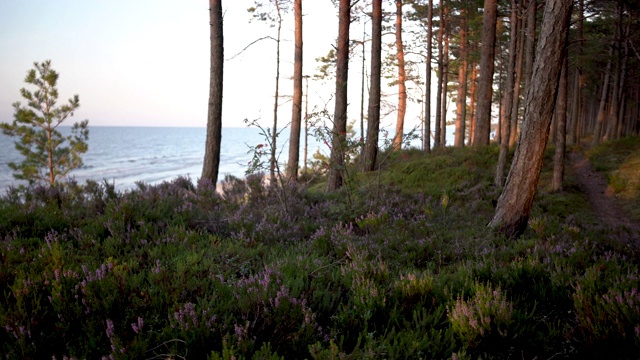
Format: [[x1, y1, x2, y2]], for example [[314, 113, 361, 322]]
[[363, 0, 382, 171], [495, 0, 518, 187], [202, 0, 224, 185], [454, 9, 468, 148], [473, 0, 498, 146], [423, 0, 433, 153], [287, 0, 303, 182], [552, 52, 569, 192], [326, 0, 350, 191], [489, 0, 572, 238], [392, 0, 407, 150]]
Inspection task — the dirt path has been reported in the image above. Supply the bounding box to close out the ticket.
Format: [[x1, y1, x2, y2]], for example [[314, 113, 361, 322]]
[[568, 152, 640, 242]]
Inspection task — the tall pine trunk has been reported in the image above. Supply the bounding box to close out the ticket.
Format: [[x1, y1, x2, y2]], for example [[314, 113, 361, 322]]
[[468, 60, 478, 145], [392, 0, 407, 150], [495, 0, 518, 187], [616, 29, 630, 139], [606, 4, 628, 141], [592, 42, 614, 146], [489, 0, 572, 238], [202, 0, 224, 185], [287, 0, 303, 182], [552, 53, 569, 192], [304, 76, 309, 173], [440, 11, 449, 148], [569, 0, 584, 145], [363, 0, 382, 171], [523, 0, 537, 94], [326, 0, 350, 191], [434, 1, 444, 148], [509, 8, 526, 147], [423, 0, 433, 152], [359, 21, 366, 159], [473, 0, 498, 146], [454, 9, 468, 148], [269, 3, 283, 183]]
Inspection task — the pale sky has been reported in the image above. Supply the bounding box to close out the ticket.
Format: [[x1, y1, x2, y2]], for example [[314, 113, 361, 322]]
[[0, 1, 432, 133]]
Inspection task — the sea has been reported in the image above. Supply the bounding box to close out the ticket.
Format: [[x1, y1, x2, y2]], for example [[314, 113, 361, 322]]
[[0, 125, 447, 194], [0, 126, 328, 194]]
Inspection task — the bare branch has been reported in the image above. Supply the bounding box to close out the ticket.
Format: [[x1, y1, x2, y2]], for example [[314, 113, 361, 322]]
[[227, 36, 276, 61]]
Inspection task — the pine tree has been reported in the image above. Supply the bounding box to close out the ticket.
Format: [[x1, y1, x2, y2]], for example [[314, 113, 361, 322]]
[[1, 60, 89, 186], [202, 0, 224, 185]]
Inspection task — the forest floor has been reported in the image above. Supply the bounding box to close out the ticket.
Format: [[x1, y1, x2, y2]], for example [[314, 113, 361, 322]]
[[569, 151, 640, 243]]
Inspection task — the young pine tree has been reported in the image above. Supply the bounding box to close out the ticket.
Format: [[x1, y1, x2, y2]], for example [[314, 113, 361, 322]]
[[1, 60, 89, 186]]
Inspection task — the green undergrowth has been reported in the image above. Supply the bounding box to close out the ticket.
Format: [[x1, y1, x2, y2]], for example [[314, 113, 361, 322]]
[[587, 136, 640, 222], [1, 144, 639, 359]]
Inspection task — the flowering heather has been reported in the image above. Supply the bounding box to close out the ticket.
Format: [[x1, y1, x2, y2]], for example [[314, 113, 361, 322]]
[[0, 145, 639, 358], [448, 283, 514, 345]]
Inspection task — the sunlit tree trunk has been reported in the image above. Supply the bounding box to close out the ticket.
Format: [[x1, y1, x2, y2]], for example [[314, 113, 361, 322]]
[[287, 0, 303, 182], [327, 0, 350, 191], [552, 53, 568, 192], [489, 0, 572, 238], [392, 0, 407, 150], [363, 0, 382, 171], [468, 61, 478, 145], [454, 8, 468, 148], [473, 0, 498, 146], [495, 0, 518, 187], [202, 0, 224, 185]]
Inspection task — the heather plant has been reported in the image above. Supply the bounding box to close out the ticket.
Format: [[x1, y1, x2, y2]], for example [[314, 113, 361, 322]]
[[2, 145, 640, 358], [243, 117, 307, 218], [573, 265, 640, 347], [447, 283, 514, 346]]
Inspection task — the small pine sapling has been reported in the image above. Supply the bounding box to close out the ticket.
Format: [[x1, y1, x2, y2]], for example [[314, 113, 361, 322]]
[[1, 60, 89, 186]]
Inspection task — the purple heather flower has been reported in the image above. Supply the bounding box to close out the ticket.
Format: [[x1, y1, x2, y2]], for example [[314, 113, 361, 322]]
[[105, 319, 115, 339]]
